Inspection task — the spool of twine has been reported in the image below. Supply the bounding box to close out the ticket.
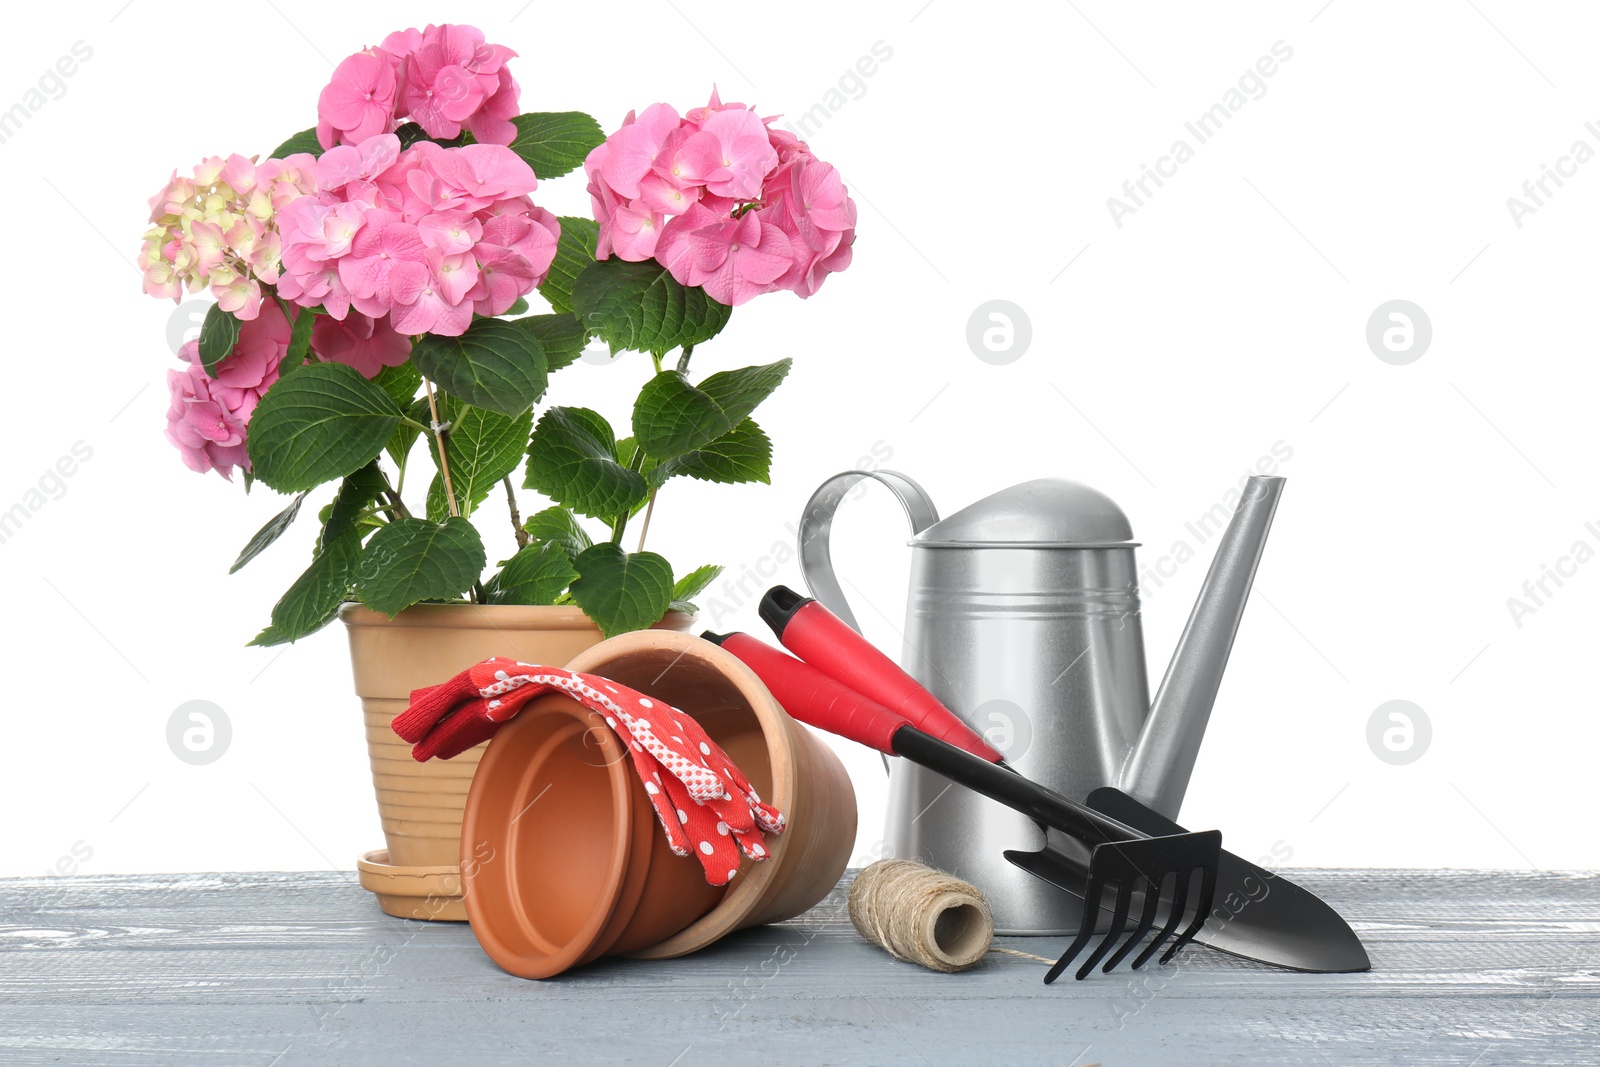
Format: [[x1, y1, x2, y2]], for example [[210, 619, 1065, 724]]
[[848, 858, 995, 972]]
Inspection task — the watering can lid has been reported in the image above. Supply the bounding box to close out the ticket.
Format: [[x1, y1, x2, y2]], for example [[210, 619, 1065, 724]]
[[915, 478, 1136, 546]]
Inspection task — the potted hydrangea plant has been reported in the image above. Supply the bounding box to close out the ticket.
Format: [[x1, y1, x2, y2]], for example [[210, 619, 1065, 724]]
[[141, 22, 857, 917]]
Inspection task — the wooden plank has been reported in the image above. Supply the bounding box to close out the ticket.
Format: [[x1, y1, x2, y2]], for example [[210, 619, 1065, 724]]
[[0, 870, 1595, 1065]]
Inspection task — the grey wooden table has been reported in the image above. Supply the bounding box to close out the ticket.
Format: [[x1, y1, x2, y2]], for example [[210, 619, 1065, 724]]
[[1, 869, 1596, 1066]]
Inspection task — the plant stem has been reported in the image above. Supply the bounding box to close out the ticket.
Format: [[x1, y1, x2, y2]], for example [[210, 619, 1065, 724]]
[[635, 490, 658, 552], [651, 351, 663, 374], [676, 343, 694, 373], [610, 447, 649, 545], [377, 469, 412, 520], [270, 291, 296, 325], [423, 376, 459, 519], [504, 476, 529, 549]]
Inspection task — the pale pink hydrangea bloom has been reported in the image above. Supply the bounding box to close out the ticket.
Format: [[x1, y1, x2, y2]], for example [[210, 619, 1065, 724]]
[[317, 24, 521, 150], [164, 302, 293, 479], [141, 154, 318, 320], [278, 133, 559, 337], [585, 90, 856, 306]]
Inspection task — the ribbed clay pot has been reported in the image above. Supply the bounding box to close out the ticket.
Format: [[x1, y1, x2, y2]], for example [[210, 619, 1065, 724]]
[[460, 630, 857, 977], [340, 603, 694, 920]]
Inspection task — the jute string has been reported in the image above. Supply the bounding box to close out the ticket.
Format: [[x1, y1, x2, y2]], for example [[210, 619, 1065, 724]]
[[848, 859, 1006, 972]]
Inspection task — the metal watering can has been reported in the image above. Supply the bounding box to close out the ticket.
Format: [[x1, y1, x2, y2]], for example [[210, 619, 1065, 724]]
[[797, 471, 1284, 934]]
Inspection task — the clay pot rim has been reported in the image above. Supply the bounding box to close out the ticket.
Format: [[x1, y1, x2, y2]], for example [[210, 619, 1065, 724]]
[[340, 602, 697, 633], [561, 629, 802, 960], [460, 693, 641, 978]]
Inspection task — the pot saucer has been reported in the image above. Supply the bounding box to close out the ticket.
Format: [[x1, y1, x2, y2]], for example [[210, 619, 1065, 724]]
[[356, 849, 467, 922]]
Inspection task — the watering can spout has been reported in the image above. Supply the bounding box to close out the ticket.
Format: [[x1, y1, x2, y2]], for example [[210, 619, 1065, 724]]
[[1120, 476, 1285, 819]]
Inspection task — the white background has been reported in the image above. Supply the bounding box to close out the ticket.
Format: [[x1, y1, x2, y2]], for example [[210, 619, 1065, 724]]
[[1, 0, 1595, 879]]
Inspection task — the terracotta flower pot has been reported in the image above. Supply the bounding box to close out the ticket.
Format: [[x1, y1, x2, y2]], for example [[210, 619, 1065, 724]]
[[460, 629, 857, 977], [339, 602, 694, 920], [458, 691, 726, 978]]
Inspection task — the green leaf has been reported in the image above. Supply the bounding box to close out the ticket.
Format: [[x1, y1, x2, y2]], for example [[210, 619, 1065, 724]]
[[613, 435, 652, 474], [573, 258, 732, 356], [230, 490, 310, 574], [632, 359, 791, 460], [612, 437, 657, 518], [569, 543, 675, 638], [524, 407, 649, 520], [668, 564, 722, 614], [354, 517, 486, 616], [424, 397, 533, 520], [268, 127, 324, 160], [505, 296, 531, 316], [508, 111, 606, 179], [250, 531, 362, 646], [198, 303, 241, 376], [394, 122, 430, 149], [283, 306, 316, 375], [374, 363, 422, 408], [539, 216, 598, 315], [322, 462, 387, 550], [650, 418, 772, 486], [395, 121, 474, 150], [409, 318, 547, 417], [484, 540, 579, 605], [522, 506, 593, 558], [517, 312, 588, 372], [247, 363, 403, 493], [521, 508, 598, 559], [387, 396, 430, 472], [673, 564, 723, 603]]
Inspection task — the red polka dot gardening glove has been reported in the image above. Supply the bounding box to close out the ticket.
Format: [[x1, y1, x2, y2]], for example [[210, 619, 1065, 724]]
[[391, 658, 785, 887]]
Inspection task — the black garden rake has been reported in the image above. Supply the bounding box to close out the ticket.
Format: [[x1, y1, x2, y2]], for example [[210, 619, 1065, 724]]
[[892, 725, 1222, 981]]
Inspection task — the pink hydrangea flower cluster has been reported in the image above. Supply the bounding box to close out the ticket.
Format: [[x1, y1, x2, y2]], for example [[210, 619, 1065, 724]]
[[141, 154, 318, 320], [165, 302, 293, 479], [318, 24, 520, 150], [276, 133, 560, 337], [312, 312, 413, 378], [584, 91, 856, 306]]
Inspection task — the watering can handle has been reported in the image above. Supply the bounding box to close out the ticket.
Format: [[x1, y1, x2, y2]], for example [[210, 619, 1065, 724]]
[[797, 470, 939, 634]]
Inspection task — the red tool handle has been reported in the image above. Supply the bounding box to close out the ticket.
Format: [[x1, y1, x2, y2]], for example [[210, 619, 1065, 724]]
[[708, 631, 1137, 850], [756, 586, 1005, 764], [706, 632, 909, 755]]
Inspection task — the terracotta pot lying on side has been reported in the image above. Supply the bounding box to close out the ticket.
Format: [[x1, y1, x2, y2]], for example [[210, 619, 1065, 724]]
[[339, 603, 694, 921], [460, 629, 858, 978]]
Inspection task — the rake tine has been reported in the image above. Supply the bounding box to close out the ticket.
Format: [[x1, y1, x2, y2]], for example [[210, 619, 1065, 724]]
[[1075, 876, 1134, 980], [1102, 873, 1163, 973], [1043, 867, 1105, 985], [1161, 862, 1219, 965], [1132, 867, 1190, 969]]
